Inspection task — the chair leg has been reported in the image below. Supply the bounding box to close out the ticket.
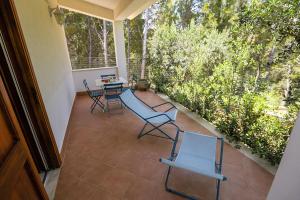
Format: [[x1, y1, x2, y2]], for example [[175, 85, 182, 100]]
[[164, 166, 172, 190], [96, 96, 104, 106], [139, 123, 175, 141], [164, 166, 198, 200], [90, 96, 104, 112], [91, 100, 97, 113], [96, 97, 105, 111], [216, 180, 221, 200], [138, 123, 148, 139], [106, 100, 109, 112], [155, 127, 175, 141], [90, 101, 96, 109]]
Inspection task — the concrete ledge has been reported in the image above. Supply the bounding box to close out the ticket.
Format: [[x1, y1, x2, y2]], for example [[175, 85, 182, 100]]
[[157, 92, 278, 175]]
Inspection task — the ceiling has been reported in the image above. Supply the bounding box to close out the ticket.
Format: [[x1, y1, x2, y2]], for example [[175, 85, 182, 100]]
[[58, 0, 158, 21], [84, 0, 121, 10]]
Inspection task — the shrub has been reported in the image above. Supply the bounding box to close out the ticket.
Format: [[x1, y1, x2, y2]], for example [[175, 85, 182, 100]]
[[148, 22, 299, 165]]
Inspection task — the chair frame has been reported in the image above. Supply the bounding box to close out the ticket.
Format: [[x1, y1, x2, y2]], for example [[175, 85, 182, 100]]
[[120, 90, 181, 141], [103, 82, 123, 111], [83, 79, 104, 112], [101, 74, 117, 79], [162, 129, 227, 200]]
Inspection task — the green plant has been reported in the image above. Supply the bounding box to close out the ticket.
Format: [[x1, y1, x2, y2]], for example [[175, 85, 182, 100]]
[[148, 0, 300, 165]]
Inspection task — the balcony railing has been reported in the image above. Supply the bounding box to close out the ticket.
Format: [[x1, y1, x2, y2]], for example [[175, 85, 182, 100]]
[[71, 56, 149, 79], [70, 56, 117, 70]]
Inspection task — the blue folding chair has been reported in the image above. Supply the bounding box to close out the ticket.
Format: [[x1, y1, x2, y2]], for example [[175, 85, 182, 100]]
[[83, 79, 104, 112], [160, 130, 227, 200], [103, 82, 123, 111], [100, 74, 116, 81], [119, 89, 180, 141]]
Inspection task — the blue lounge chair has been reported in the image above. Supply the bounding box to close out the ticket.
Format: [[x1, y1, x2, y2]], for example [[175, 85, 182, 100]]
[[119, 89, 180, 141], [160, 130, 227, 200]]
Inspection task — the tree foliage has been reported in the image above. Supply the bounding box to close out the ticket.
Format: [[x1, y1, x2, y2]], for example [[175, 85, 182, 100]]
[[63, 10, 116, 69], [149, 0, 300, 164]]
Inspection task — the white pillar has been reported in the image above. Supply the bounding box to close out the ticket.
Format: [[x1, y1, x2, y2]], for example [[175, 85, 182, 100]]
[[113, 20, 128, 80], [267, 112, 300, 200]]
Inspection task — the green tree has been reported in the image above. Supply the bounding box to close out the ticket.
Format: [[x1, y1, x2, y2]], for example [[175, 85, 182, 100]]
[[148, 0, 300, 165]]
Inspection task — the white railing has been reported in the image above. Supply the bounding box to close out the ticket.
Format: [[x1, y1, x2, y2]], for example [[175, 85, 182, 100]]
[[70, 56, 117, 70]]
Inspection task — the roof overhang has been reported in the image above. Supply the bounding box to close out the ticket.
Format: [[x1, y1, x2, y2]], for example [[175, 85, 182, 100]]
[[55, 0, 157, 21]]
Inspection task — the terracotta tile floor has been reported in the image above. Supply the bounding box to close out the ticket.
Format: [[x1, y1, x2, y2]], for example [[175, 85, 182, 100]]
[[55, 91, 274, 200]]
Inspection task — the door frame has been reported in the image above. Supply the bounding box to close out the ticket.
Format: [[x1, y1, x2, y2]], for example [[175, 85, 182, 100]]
[[0, 0, 61, 170], [0, 72, 49, 200]]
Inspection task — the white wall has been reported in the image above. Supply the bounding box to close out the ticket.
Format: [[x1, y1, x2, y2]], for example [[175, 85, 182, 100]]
[[72, 67, 119, 92], [14, 0, 75, 152], [267, 113, 300, 200]]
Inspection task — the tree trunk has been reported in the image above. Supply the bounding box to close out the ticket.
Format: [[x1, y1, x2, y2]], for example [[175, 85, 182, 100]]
[[253, 56, 261, 92], [284, 64, 292, 104], [126, 20, 131, 76], [266, 46, 275, 81], [88, 17, 92, 68], [178, 0, 194, 28], [141, 9, 149, 79], [254, 63, 261, 92], [103, 20, 108, 67], [214, 0, 222, 28]]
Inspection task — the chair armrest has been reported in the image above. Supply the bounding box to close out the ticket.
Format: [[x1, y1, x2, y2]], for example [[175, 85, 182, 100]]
[[151, 102, 176, 112], [144, 113, 173, 121], [151, 102, 175, 108]]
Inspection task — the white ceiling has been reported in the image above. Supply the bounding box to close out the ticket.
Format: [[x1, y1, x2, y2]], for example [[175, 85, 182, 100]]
[[84, 0, 121, 10], [59, 0, 158, 21]]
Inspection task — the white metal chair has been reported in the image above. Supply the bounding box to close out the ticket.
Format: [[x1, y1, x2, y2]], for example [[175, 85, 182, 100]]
[[160, 130, 227, 200]]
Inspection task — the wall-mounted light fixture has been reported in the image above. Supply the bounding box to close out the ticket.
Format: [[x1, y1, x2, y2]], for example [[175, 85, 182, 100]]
[[48, 6, 65, 25]]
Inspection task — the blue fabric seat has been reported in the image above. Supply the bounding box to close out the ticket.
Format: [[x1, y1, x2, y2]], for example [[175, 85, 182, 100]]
[[160, 131, 227, 200], [119, 89, 180, 141], [105, 94, 119, 100], [90, 90, 102, 97]]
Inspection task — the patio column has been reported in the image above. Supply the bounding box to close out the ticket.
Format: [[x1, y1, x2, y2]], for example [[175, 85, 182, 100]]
[[267, 113, 300, 200], [113, 20, 128, 80]]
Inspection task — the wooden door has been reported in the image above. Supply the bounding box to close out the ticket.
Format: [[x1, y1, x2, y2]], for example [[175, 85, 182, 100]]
[[0, 0, 61, 171], [0, 76, 48, 199]]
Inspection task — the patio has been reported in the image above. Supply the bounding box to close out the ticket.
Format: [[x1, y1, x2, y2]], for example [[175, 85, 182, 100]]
[[55, 91, 273, 200]]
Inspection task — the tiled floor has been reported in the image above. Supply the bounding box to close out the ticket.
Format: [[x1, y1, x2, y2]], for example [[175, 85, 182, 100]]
[[55, 91, 274, 200]]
